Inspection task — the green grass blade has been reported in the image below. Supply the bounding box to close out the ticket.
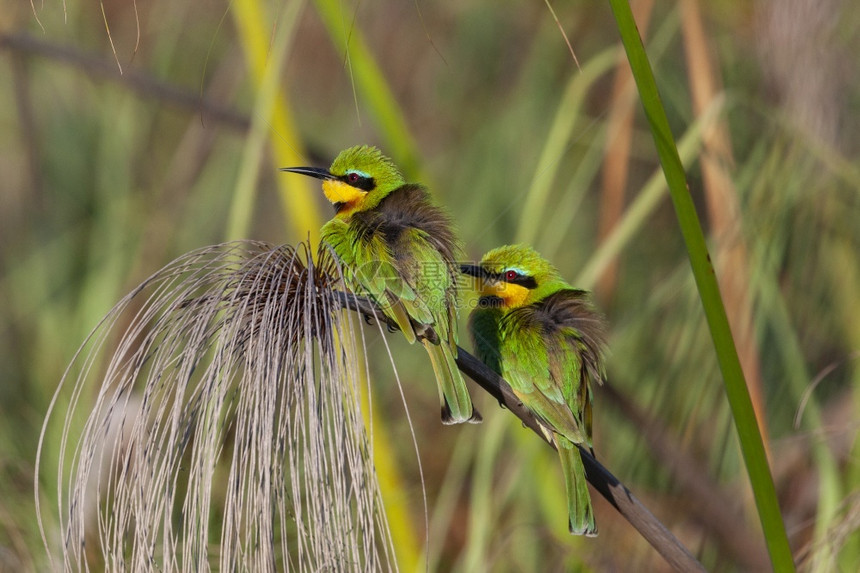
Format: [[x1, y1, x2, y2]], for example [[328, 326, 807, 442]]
[[231, 0, 323, 242], [607, 0, 795, 570], [575, 95, 724, 289], [755, 240, 842, 569], [311, 0, 422, 179], [460, 412, 508, 571], [228, 0, 305, 241], [515, 46, 619, 245]]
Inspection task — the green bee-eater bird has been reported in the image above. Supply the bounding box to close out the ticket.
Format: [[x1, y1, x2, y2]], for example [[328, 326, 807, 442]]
[[461, 244, 606, 535], [281, 145, 480, 425]]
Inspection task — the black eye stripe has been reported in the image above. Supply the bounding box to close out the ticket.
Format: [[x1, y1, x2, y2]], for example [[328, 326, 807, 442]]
[[488, 271, 537, 289], [514, 276, 538, 289], [340, 174, 375, 191]]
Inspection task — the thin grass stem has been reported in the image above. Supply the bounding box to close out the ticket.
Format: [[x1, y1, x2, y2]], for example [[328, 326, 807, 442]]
[[607, 1, 794, 569]]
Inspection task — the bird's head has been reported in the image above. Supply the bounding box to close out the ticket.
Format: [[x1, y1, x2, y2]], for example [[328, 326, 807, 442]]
[[460, 244, 566, 309], [281, 145, 405, 217]]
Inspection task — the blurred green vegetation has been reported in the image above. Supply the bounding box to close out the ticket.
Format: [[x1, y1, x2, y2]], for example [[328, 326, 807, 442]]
[[2, 0, 860, 570]]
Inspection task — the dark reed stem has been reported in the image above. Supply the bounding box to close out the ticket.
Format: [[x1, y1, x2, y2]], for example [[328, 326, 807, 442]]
[[0, 32, 249, 131], [334, 291, 706, 572]]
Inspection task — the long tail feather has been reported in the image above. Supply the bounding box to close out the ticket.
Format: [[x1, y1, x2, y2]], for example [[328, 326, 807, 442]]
[[557, 437, 597, 536], [422, 340, 481, 425], [385, 297, 416, 344]]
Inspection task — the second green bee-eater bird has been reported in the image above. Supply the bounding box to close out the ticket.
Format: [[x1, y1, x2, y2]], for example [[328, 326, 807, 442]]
[[281, 145, 480, 425], [461, 244, 607, 535]]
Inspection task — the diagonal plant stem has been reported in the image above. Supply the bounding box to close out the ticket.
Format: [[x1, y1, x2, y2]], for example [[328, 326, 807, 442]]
[[311, 0, 422, 179], [231, 0, 322, 243], [227, 0, 304, 242], [602, 383, 770, 569], [607, 0, 794, 570], [335, 292, 706, 573], [0, 32, 250, 130], [458, 352, 705, 573]]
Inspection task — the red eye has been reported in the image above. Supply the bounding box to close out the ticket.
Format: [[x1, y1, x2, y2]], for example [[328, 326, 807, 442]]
[[347, 172, 360, 183], [504, 270, 518, 281]]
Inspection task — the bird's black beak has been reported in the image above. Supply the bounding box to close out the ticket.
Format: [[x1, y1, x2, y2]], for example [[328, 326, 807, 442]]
[[460, 264, 489, 279], [280, 166, 336, 181]]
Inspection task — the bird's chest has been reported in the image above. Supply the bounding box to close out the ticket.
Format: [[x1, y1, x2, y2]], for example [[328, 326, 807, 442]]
[[350, 215, 405, 247], [321, 217, 411, 283]]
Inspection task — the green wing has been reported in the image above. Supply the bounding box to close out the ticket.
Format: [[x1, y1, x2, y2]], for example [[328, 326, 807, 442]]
[[322, 218, 425, 343], [543, 289, 606, 446], [394, 227, 457, 346], [500, 308, 590, 446], [552, 324, 597, 447], [323, 209, 478, 424], [391, 227, 477, 423], [467, 307, 504, 377]]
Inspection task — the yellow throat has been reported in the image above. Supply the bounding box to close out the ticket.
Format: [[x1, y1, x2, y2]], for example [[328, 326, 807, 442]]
[[480, 279, 530, 309], [323, 179, 366, 215]]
